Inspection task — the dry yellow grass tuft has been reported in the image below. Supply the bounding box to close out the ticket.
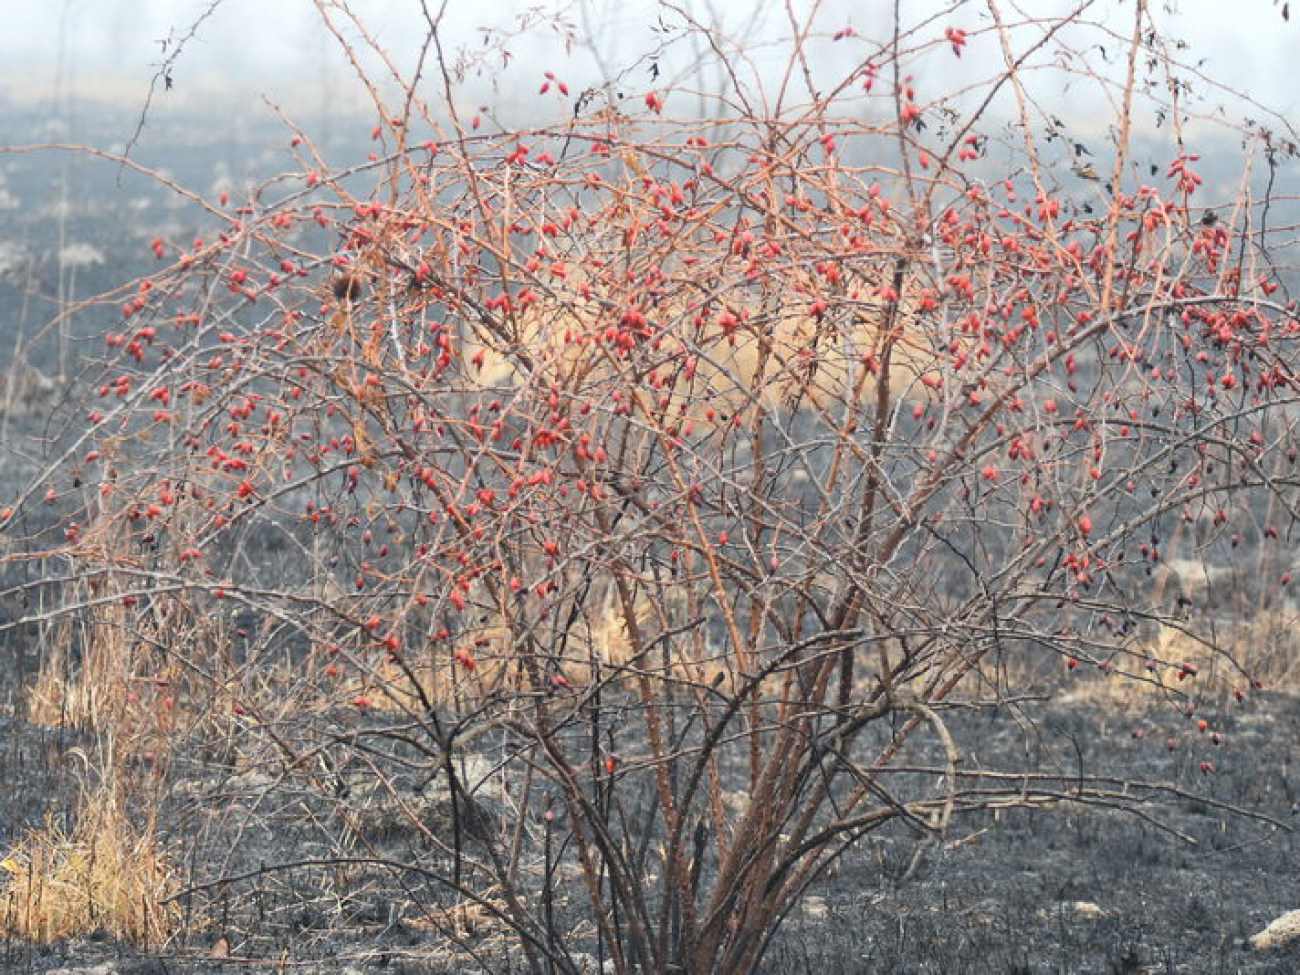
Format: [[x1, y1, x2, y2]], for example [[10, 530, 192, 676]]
[[1044, 609, 1299, 707], [326, 585, 749, 713], [26, 585, 193, 768], [0, 774, 180, 945], [27, 595, 135, 732], [456, 264, 953, 419]]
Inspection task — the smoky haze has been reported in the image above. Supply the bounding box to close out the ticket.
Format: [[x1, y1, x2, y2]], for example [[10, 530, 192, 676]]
[[2, 1, 1296, 133]]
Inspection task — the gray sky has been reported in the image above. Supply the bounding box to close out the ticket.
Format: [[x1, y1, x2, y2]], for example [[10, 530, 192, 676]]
[[1, 1, 1295, 134]]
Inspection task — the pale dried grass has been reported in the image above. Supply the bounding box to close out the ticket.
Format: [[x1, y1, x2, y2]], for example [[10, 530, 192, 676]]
[[26, 586, 206, 765], [457, 268, 953, 417], [327, 586, 747, 713], [1056, 609, 1299, 706], [0, 774, 180, 945]]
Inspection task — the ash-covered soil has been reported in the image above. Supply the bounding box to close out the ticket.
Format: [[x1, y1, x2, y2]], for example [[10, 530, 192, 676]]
[[0, 685, 1294, 975], [1, 372, 1297, 975]]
